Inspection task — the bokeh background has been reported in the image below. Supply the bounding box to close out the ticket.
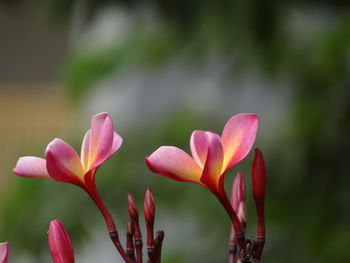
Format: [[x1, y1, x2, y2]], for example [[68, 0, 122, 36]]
[[0, 0, 349, 262]]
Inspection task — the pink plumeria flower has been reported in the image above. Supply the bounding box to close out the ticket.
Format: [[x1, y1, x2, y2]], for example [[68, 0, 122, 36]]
[[0, 242, 9, 263], [146, 113, 258, 195], [146, 113, 258, 237], [48, 219, 75, 263], [13, 112, 122, 193]]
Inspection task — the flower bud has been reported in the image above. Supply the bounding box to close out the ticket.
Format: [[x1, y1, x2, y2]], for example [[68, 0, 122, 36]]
[[231, 172, 247, 226], [127, 194, 139, 219], [252, 149, 266, 203], [48, 219, 75, 263], [0, 242, 9, 263], [231, 172, 246, 211], [237, 202, 247, 225], [251, 148, 266, 238], [144, 189, 155, 222]]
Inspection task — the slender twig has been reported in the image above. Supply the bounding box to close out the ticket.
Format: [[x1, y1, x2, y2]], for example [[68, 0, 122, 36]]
[[145, 189, 156, 263], [126, 222, 136, 263], [228, 227, 237, 263], [146, 223, 156, 263], [154, 230, 164, 263], [216, 192, 245, 250], [86, 188, 131, 263], [254, 237, 265, 262], [134, 227, 143, 263], [128, 194, 143, 263], [254, 204, 265, 261], [251, 148, 267, 261]]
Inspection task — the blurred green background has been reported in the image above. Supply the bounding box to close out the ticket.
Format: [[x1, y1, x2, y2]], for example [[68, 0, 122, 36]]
[[0, 0, 349, 262]]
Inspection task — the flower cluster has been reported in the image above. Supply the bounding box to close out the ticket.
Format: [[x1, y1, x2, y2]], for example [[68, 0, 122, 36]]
[[2, 112, 266, 263], [146, 114, 267, 262]]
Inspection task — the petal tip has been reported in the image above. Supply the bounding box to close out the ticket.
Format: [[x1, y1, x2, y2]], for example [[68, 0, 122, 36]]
[[145, 156, 155, 172], [93, 112, 110, 120], [46, 138, 63, 153], [13, 156, 49, 178]]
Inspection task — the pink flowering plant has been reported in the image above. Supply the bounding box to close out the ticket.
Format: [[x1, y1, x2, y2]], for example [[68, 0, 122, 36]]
[[3, 112, 266, 263]]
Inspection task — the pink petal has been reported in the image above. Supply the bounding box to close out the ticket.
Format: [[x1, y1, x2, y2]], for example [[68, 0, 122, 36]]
[[13, 157, 50, 178], [221, 113, 259, 171], [80, 130, 91, 170], [146, 146, 202, 184], [83, 113, 121, 170], [107, 132, 123, 160], [46, 139, 85, 184], [200, 131, 224, 188], [190, 130, 208, 168], [48, 219, 75, 263], [0, 242, 9, 263]]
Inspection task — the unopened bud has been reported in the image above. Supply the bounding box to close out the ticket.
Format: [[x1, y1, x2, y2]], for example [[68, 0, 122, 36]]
[[231, 172, 246, 212], [127, 194, 139, 219], [251, 148, 266, 239], [144, 189, 155, 222], [144, 189, 156, 250], [237, 202, 247, 225], [48, 219, 75, 263], [252, 149, 266, 203], [0, 242, 9, 263]]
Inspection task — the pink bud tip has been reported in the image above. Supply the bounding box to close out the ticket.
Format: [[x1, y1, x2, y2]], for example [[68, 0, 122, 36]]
[[144, 189, 155, 222], [0, 242, 9, 263], [127, 194, 139, 218], [48, 219, 75, 263]]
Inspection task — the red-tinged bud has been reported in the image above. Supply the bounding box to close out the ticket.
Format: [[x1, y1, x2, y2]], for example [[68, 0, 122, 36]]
[[251, 148, 266, 261], [48, 219, 75, 263], [231, 172, 246, 211], [252, 149, 266, 204], [144, 189, 156, 252], [231, 172, 246, 225], [127, 194, 139, 219], [237, 202, 247, 225], [251, 149, 266, 236], [0, 242, 9, 263], [144, 189, 155, 222]]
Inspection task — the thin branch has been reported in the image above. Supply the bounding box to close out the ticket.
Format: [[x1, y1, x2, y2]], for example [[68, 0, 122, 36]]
[[154, 230, 164, 263], [86, 188, 131, 262], [126, 222, 136, 263], [145, 189, 156, 263], [128, 194, 143, 263]]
